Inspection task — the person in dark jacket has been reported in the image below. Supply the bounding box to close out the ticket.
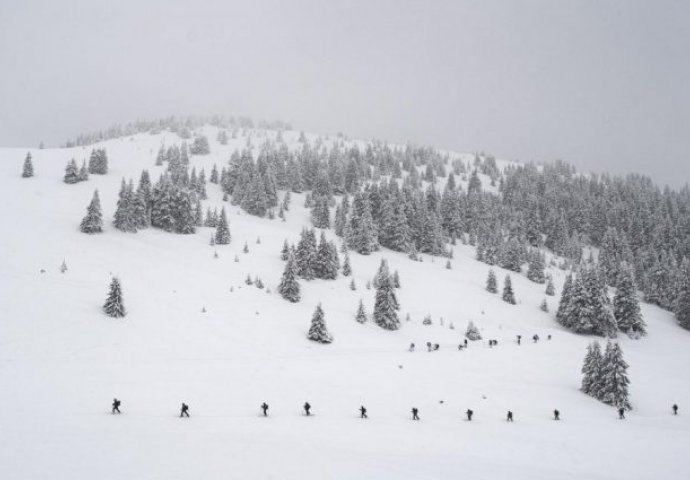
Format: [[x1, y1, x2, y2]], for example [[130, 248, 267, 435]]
[[466, 409, 473, 421], [180, 403, 190, 418], [112, 398, 121, 414], [618, 407, 625, 419], [553, 409, 560, 420], [673, 404, 679, 415], [261, 402, 269, 416], [517, 335, 522, 345], [304, 402, 311, 416], [411, 407, 419, 420], [360, 406, 368, 418], [507, 410, 513, 422]]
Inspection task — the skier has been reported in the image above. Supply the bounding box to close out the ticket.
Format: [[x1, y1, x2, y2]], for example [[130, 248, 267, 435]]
[[409, 343, 415, 352], [547, 334, 552, 340], [411, 407, 419, 420], [533, 334, 540, 343], [464, 339, 468, 348], [466, 409, 473, 421], [434, 343, 440, 351], [261, 402, 269, 416], [673, 404, 679, 415], [618, 407, 625, 419], [517, 335, 522, 345], [360, 406, 368, 419], [180, 403, 190, 418], [507, 411, 513, 422], [426, 341, 432, 352], [112, 398, 121, 414], [304, 402, 311, 416], [553, 409, 560, 420]]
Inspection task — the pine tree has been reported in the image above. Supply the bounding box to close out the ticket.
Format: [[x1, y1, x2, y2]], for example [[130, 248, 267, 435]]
[[311, 195, 331, 229], [279, 251, 301, 302], [78, 160, 89, 182], [350, 278, 356, 290], [373, 259, 400, 330], [600, 342, 632, 410], [64, 159, 79, 184], [675, 259, 690, 331], [307, 303, 333, 343], [556, 273, 574, 327], [80, 190, 103, 233], [114, 179, 137, 232], [486, 269, 498, 293], [355, 299, 367, 323], [465, 321, 482, 340], [103, 277, 126, 318], [581, 341, 603, 396], [342, 250, 352, 276], [22, 152, 34, 178], [545, 276, 556, 296], [502, 275, 516, 304], [314, 232, 339, 279], [214, 207, 231, 244], [295, 228, 317, 279], [527, 251, 546, 284], [281, 239, 290, 261], [613, 263, 646, 336], [540, 299, 548, 312], [346, 192, 378, 255]]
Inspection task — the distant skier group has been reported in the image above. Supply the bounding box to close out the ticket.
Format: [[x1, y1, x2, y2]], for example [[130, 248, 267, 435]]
[[108, 400, 679, 420]]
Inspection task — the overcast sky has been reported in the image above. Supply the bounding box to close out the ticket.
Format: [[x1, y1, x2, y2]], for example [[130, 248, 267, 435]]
[[1, 0, 689, 187]]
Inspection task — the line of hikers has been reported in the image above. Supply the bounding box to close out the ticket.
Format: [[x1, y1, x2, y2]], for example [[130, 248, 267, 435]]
[[111, 399, 680, 420], [409, 334, 554, 353]]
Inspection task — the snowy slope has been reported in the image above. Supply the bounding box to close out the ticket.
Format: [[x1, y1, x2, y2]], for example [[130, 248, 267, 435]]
[[1, 127, 689, 480]]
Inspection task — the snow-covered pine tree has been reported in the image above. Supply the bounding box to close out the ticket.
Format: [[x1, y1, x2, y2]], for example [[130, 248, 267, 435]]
[[279, 251, 301, 302], [355, 299, 367, 323], [310, 195, 331, 229], [314, 232, 339, 279], [210, 164, 219, 184], [502, 275, 516, 305], [350, 278, 356, 290], [613, 262, 646, 337], [173, 188, 195, 234], [674, 258, 690, 331], [527, 250, 546, 283], [486, 269, 498, 293], [393, 270, 401, 288], [64, 159, 79, 184], [342, 250, 352, 276], [214, 207, 231, 244], [22, 152, 34, 177], [465, 321, 482, 340], [103, 277, 126, 318], [545, 276, 556, 296], [373, 259, 400, 330], [599, 342, 632, 410], [540, 299, 548, 312], [307, 303, 333, 343], [281, 239, 290, 261], [80, 190, 103, 234], [295, 228, 317, 279], [88, 148, 108, 174], [78, 160, 89, 182], [114, 179, 137, 232], [150, 175, 176, 232], [556, 273, 574, 328], [190, 135, 210, 155], [346, 192, 379, 255], [581, 341, 603, 397], [241, 173, 268, 217]]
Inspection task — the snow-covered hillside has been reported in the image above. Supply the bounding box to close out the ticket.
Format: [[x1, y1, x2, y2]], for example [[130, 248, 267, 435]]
[[1, 126, 689, 480]]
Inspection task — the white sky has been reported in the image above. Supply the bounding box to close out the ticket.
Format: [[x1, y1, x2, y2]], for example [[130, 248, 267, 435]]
[[1, 0, 689, 187]]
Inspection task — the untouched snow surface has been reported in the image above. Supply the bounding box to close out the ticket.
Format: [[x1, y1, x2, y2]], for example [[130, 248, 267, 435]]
[[1, 128, 689, 479]]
